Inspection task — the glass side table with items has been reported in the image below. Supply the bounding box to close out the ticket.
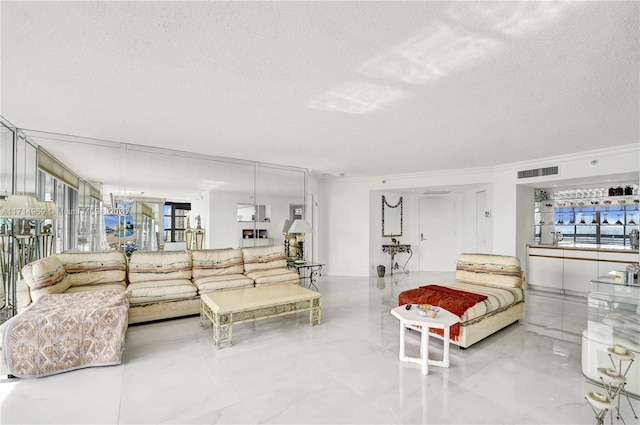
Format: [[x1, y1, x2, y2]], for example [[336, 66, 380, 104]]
[[586, 344, 637, 424], [287, 260, 324, 291], [582, 274, 639, 423], [582, 274, 639, 404]]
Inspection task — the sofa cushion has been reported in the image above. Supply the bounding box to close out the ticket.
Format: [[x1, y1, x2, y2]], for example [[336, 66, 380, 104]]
[[128, 251, 192, 283], [127, 279, 197, 305], [244, 268, 300, 286], [191, 249, 244, 278], [193, 275, 254, 293], [57, 251, 127, 286], [65, 282, 127, 294], [21, 256, 71, 301], [242, 245, 287, 272], [455, 253, 523, 288]]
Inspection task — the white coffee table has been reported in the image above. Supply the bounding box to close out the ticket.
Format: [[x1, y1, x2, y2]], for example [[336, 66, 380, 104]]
[[391, 304, 460, 375], [201, 283, 321, 348]]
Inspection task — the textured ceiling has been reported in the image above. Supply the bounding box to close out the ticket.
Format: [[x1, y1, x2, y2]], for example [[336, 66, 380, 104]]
[[1, 1, 638, 179]]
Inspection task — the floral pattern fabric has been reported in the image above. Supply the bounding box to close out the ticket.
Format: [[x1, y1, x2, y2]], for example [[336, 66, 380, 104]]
[[1, 290, 129, 378]]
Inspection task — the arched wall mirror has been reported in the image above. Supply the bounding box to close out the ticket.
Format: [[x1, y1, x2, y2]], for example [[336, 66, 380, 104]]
[[382, 195, 403, 237]]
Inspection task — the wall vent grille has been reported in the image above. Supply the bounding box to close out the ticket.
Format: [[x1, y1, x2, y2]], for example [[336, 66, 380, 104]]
[[517, 166, 559, 179]]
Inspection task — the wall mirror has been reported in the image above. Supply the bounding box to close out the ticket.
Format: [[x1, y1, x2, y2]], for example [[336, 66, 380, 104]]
[[0, 122, 15, 314], [18, 128, 308, 253], [382, 195, 403, 237], [0, 122, 12, 199]]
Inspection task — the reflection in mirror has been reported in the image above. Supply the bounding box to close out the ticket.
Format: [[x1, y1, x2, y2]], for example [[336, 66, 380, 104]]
[[162, 202, 190, 247], [237, 204, 271, 222], [14, 134, 37, 196], [0, 127, 39, 318], [0, 121, 14, 314], [382, 195, 403, 237], [128, 200, 157, 253], [253, 164, 306, 253], [76, 180, 103, 252], [290, 204, 304, 221], [0, 122, 12, 199], [20, 129, 308, 254]]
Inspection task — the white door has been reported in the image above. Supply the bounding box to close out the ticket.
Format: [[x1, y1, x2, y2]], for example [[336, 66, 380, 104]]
[[419, 197, 457, 271]]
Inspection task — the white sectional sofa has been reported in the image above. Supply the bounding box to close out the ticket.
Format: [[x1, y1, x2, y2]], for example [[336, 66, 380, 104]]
[[127, 250, 200, 324], [191, 248, 254, 292], [17, 244, 300, 324], [3, 244, 300, 378]]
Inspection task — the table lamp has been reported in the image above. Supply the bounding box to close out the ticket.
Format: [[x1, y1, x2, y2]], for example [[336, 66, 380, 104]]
[[287, 219, 311, 260], [280, 219, 292, 257]]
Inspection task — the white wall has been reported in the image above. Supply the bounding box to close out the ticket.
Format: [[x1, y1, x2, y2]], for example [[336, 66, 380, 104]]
[[318, 179, 370, 276], [368, 190, 479, 275], [490, 168, 519, 255], [516, 185, 536, 277], [318, 144, 639, 276]]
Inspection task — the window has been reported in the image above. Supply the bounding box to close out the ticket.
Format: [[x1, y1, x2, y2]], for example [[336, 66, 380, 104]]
[[163, 202, 190, 243]]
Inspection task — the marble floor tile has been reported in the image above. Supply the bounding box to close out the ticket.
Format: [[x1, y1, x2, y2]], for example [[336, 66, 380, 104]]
[[1, 271, 638, 424]]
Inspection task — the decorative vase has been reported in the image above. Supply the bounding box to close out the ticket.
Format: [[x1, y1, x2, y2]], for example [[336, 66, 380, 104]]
[[377, 265, 386, 277]]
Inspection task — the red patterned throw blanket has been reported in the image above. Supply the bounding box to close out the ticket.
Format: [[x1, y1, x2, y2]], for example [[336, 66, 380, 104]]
[[398, 285, 488, 341]]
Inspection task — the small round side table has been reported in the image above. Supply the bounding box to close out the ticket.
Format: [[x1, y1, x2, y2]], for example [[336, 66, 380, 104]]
[[585, 391, 615, 425], [607, 348, 637, 421]]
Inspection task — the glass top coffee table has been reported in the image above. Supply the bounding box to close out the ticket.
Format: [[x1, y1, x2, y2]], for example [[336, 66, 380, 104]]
[[200, 283, 321, 348]]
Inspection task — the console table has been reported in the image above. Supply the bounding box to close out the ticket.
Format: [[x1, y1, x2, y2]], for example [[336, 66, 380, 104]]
[[382, 244, 412, 275]]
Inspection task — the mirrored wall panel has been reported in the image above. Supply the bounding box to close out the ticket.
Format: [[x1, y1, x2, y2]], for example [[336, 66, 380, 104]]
[[20, 128, 308, 255]]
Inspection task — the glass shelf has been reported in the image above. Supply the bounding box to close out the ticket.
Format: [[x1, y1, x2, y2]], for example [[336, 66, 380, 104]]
[[535, 201, 639, 247]]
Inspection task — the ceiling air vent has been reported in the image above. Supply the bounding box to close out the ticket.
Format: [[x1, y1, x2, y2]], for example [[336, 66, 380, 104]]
[[517, 166, 559, 179], [423, 190, 452, 195]]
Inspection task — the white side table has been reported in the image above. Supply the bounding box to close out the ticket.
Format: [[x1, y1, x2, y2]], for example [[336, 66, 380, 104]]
[[391, 304, 460, 375]]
